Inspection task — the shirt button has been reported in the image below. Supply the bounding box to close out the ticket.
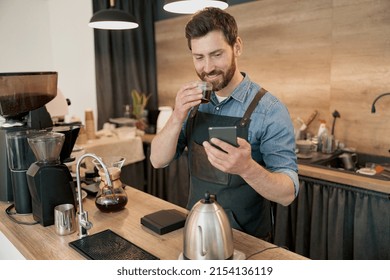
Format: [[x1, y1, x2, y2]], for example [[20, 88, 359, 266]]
[[216, 107, 220, 111]]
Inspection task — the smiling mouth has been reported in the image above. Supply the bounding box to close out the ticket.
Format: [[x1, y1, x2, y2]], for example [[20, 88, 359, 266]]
[[204, 73, 222, 83]]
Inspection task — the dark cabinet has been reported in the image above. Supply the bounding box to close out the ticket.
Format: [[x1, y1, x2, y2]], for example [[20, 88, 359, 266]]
[[274, 176, 390, 260]]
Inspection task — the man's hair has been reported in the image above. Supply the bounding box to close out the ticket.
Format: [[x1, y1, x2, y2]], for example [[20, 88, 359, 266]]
[[185, 7, 238, 50]]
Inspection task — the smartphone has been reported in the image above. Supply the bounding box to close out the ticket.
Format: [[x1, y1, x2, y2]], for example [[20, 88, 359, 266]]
[[208, 126, 238, 147]]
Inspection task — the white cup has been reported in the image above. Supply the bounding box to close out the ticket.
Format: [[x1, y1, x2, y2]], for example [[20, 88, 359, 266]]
[[54, 204, 76, 236]]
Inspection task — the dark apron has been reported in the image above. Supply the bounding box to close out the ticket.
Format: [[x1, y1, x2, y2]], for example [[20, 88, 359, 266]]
[[186, 88, 272, 239]]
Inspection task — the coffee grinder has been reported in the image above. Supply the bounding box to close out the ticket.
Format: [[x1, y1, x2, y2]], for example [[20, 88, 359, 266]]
[[5, 130, 38, 214], [0, 72, 56, 207], [26, 131, 76, 226]]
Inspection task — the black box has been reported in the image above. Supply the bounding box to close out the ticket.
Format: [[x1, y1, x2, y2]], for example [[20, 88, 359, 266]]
[[141, 209, 187, 235]]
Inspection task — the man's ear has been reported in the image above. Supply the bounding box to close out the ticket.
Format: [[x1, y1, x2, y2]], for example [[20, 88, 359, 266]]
[[234, 37, 243, 56]]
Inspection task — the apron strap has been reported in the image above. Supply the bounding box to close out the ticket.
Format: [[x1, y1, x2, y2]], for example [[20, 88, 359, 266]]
[[239, 87, 267, 127], [189, 104, 199, 119]]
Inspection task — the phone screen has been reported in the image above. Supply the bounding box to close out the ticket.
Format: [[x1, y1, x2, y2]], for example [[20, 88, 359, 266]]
[[208, 126, 238, 147]]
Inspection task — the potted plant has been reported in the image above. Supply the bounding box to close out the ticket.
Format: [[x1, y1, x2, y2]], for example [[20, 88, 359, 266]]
[[131, 89, 150, 130]]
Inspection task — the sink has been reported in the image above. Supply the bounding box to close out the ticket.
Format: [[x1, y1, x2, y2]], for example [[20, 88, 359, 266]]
[[306, 151, 390, 181]]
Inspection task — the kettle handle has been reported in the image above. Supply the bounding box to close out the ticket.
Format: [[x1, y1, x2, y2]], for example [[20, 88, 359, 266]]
[[197, 225, 208, 257]]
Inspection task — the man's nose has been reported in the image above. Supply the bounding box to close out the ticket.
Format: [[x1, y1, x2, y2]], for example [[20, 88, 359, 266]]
[[203, 58, 215, 73]]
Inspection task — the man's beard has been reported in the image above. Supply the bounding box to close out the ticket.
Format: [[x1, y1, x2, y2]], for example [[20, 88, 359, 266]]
[[197, 56, 236, 91]]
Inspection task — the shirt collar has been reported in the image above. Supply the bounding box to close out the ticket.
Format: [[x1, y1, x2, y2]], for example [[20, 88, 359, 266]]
[[210, 72, 253, 105], [229, 72, 252, 103]]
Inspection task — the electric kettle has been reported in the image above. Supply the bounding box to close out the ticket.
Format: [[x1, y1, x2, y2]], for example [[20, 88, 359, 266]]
[[183, 192, 234, 260]]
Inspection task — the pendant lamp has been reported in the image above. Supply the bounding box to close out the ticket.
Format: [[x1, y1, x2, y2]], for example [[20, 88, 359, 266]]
[[89, 0, 139, 30], [163, 0, 228, 14]]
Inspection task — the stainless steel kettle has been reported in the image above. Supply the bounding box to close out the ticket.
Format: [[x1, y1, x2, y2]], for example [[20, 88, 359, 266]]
[[183, 192, 234, 260]]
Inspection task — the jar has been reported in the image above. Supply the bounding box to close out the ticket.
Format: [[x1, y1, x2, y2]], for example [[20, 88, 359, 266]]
[[92, 157, 128, 212], [95, 167, 128, 212]]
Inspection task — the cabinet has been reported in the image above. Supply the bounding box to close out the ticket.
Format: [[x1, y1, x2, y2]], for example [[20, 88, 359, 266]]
[[274, 176, 390, 260]]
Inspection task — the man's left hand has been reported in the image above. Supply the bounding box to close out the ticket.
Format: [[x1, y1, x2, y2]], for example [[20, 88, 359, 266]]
[[203, 137, 253, 175]]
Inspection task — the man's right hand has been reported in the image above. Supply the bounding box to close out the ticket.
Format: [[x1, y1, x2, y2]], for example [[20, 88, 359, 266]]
[[172, 81, 203, 123]]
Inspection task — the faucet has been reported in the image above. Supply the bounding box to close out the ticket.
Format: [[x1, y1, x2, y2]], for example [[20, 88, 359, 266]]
[[370, 93, 390, 154], [371, 92, 390, 113], [75, 153, 112, 239]]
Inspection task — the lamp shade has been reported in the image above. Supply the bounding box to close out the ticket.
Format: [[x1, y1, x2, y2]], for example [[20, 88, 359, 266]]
[[163, 0, 228, 14], [88, 8, 139, 30]]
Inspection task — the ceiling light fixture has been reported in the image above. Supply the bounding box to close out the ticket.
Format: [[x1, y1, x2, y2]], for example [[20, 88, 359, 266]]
[[88, 0, 139, 30], [163, 0, 228, 14]]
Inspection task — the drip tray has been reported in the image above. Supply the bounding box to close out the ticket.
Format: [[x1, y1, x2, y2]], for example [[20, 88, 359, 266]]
[[69, 229, 159, 260]]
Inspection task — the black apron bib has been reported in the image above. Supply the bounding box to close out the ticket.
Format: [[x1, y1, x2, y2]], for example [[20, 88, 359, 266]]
[[186, 89, 272, 239]]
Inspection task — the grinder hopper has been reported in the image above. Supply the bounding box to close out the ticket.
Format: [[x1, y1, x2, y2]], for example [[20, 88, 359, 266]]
[[0, 72, 57, 204]]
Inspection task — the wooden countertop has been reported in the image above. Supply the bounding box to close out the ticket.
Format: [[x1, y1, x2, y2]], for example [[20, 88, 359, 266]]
[[0, 186, 306, 260]]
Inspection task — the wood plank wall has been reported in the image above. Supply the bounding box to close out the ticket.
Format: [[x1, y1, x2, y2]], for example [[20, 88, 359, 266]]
[[155, 0, 390, 156]]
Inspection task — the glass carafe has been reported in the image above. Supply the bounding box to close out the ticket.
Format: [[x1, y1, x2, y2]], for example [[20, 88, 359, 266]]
[[92, 156, 128, 212]]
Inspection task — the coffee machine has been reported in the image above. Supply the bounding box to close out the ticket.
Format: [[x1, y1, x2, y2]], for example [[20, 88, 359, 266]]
[[0, 72, 56, 208], [26, 131, 76, 226]]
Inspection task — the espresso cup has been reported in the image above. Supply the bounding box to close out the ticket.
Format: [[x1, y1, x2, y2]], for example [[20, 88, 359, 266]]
[[296, 140, 316, 154], [198, 81, 212, 104], [54, 204, 76, 236]]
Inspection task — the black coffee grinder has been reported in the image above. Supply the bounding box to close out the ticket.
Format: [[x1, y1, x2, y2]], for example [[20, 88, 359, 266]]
[[26, 131, 76, 226], [5, 130, 38, 214], [0, 72, 56, 209]]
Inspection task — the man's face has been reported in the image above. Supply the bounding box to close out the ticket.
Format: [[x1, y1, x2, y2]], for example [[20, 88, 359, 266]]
[[191, 30, 237, 91]]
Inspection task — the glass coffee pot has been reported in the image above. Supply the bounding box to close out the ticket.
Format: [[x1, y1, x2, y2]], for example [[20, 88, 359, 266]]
[[92, 156, 128, 212]]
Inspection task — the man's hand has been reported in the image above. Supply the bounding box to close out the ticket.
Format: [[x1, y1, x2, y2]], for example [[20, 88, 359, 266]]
[[172, 81, 203, 123], [202, 137, 253, 175]]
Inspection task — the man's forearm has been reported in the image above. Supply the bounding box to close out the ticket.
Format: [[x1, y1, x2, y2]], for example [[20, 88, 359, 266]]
[[150, 114, 184, 168], [240, 159, 296, 206]]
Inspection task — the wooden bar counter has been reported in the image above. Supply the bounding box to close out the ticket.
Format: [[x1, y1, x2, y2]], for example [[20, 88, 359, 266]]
[[0, 186, 307, 260]]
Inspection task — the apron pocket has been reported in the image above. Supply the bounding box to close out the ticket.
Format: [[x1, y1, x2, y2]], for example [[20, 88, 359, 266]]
[[191, 142, 229, 185]]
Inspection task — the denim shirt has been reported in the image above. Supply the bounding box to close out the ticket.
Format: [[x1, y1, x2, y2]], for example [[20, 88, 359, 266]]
[[176, 73, 299, 196]]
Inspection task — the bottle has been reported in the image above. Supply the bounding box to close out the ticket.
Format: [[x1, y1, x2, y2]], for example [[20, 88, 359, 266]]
[[321, 129, 335, 154], [321, 129, 329, 153], [317, 120, 327, 152], [123, 104, 131, 118]]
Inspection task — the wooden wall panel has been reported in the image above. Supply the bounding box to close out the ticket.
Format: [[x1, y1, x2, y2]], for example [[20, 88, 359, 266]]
[[331, 0, 390, 155], [155, 0, 390, 156]]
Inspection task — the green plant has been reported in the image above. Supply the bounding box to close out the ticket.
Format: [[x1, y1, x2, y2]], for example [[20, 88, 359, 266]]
[[131, 89, 150, 119]]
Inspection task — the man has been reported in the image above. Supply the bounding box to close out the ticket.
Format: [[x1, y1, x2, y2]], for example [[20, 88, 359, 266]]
[[150, 8, 298, 240]]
